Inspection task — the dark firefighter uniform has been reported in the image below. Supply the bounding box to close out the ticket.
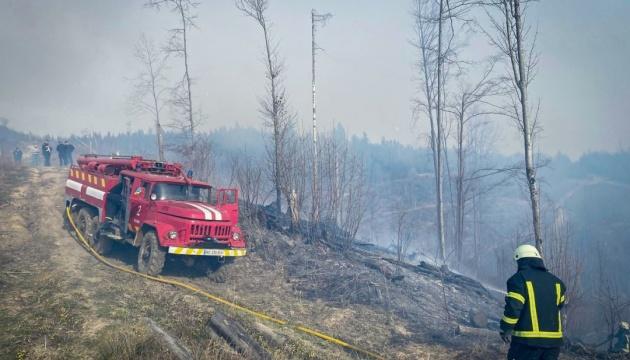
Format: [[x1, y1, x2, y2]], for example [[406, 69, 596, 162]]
[[501, 256, 566, 360]]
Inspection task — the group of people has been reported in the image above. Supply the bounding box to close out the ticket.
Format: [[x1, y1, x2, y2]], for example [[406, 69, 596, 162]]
[[12, 140, 74, 167], [55, 141, 75, 166]]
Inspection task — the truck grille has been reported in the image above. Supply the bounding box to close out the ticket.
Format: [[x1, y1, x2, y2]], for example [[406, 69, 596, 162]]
[[190, 224, 230, 239]]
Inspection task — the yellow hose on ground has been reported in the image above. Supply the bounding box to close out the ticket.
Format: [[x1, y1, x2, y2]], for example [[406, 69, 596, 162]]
[[65, 207, 385, 360]]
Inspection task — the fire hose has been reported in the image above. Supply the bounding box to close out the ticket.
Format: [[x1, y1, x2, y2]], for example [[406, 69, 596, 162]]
[[65, 207, 384, 360]]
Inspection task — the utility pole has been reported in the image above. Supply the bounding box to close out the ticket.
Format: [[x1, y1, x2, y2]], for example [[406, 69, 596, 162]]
[[311, 9, 332, 226]]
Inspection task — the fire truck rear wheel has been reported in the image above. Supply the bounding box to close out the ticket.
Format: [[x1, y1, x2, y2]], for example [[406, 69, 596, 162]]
[[77, 208, 112, 255], [137, 230, 166, 276]]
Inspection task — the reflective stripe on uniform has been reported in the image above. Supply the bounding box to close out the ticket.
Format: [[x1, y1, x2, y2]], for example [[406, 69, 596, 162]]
[[507, 291, 526, 304], [502, 316, 519, 325], [556, 283, 563, 333], [526, 281, 540, 332], [556, 283, 561, 305], [513, 330, 563, 338]]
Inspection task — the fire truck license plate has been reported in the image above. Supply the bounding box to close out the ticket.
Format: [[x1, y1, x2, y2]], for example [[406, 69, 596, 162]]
[[202, 249, 224, 256]]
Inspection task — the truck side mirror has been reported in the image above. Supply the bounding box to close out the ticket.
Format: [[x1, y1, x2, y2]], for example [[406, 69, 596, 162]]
[[150, 193, 157, 201]]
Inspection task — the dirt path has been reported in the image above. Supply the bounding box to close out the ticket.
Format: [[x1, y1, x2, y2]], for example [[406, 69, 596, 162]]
[[0, 167, 226, 359]]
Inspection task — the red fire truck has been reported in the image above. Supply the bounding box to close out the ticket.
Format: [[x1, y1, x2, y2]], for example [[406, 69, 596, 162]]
[[64, 155, 246, 275]]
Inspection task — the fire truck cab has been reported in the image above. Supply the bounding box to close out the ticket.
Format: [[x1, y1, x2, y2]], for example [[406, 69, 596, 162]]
[[65, 155, 246, 275]]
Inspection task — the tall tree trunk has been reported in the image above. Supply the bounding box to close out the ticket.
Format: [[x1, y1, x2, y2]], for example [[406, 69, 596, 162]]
[[436, 0, 446, 262], [513, 0, 542, 251], [311, 9, 320, 225], [150, 72, 164, 161], [455, 109, 465, 263], [178, 1, 195, 167], [261, 23, 282, 217]]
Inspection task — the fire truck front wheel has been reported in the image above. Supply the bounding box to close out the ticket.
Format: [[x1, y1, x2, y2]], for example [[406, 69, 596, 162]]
[[137, 230, 166, 276]]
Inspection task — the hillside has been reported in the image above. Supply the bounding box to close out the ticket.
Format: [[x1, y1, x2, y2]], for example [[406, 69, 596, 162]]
[[0, 164, 600, 359]]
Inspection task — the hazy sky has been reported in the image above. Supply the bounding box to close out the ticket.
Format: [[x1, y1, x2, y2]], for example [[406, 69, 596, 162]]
[[1, 0, 629, 159]]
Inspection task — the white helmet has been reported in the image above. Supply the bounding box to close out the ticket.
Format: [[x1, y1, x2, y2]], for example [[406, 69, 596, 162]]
[[514, 244, 541, 261]]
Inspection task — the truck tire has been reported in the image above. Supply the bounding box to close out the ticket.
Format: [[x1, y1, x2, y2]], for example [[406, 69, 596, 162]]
[[90, 217, 112, 255], [137, 230, 166, 276], [76, 208, 112, 255]]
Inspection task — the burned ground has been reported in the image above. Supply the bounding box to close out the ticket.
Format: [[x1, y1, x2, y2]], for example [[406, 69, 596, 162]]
[[0, 165, 595, 359]]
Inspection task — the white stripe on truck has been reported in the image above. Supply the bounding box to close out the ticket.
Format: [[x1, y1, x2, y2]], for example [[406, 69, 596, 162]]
[[197, 203, 223, 221], [85, 186, 105, 200], [66, 179, 83, 192], [186, 202, 214, 220]]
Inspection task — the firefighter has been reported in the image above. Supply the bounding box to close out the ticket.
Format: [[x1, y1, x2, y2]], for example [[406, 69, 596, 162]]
[[611, 321, 630, 353], [41, 141, 52, 166], [56, 142, 66, 166], [64, 140, 75, 166], [30, 144, 40, 166], [500, 244, 566, 360], [13, 147, 23, 164]]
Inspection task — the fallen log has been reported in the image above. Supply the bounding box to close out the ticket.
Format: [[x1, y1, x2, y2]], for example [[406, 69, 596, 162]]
[[143, 317, 192, 360], [456, 324, 497, 338], [349, 252, 405, 282], [208, 312, 271, 360]]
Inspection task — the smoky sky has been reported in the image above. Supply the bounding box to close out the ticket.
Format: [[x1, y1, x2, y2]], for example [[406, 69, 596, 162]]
[[1, 0, 629, 159]]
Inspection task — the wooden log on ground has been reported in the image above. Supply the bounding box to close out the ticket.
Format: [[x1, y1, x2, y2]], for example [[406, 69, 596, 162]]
[[143, 317, 193, 360], [456, 324, 497, 338], [351, 253, 404, 282], [208, 312, 271, 360]]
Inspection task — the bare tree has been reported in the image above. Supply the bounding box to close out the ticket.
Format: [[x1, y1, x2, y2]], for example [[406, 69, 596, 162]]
[[412, 0, 446, 262], [193, 134, 215, 183], [130, 34, 168, 161], [391, 187, 416, 263], [281, 133, 308, 231], [412, 0, 472, 262], [446, 64, 499, 263], [310, 9, 332, 228], [146, 0, 200, 168], [543, 206, 583, 336], [483, 0, 543, 251], [231, 151, 269, 219], [236, 0, 294, 220], [319, 132, 367, 250]]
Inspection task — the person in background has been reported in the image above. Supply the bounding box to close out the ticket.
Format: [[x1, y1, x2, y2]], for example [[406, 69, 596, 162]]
[[13, 147, 23, 165], [42, 141, 52, 166], [500, 244, 566, 360], [56, 142, 66, 166], [30, 144, 40, 166], [64, 140, 75, 166], [611, 321, 630, 353]]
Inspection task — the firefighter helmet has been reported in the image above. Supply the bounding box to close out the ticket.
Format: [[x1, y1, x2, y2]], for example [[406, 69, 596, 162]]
[[513, 244, 541, 261]]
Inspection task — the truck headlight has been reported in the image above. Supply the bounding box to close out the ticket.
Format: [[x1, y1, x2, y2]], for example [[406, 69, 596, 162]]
[[232, 232, 240, 240], [167, 231, 178, 240]]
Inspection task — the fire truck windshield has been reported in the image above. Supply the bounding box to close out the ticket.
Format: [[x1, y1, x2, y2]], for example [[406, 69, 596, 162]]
[[152, 183, 212, 204]]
